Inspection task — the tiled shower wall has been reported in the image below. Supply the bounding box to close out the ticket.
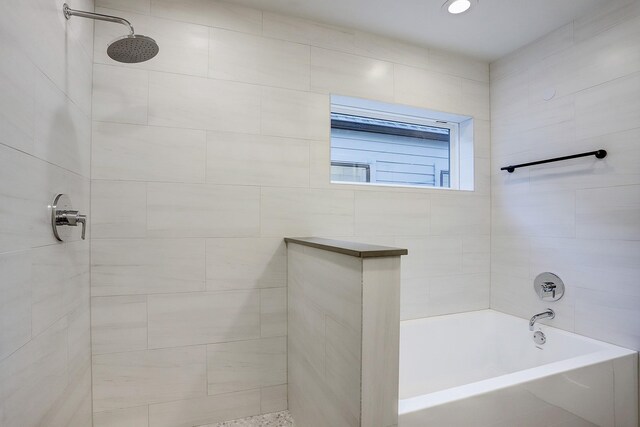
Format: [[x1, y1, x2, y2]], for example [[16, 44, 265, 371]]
[[0, 0, 94, 425], [490, 0, 640, 351], [89, 0, 490, 424]]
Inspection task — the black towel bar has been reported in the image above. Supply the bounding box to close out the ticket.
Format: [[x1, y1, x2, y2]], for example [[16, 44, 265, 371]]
[[501, 149, 607, 173]]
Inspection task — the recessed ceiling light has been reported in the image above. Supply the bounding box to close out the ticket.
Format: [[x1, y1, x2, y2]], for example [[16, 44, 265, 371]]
[[443, 0, 475, 15]]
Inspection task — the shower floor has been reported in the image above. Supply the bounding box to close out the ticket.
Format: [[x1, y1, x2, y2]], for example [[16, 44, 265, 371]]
[[205, 411, 294, 427]]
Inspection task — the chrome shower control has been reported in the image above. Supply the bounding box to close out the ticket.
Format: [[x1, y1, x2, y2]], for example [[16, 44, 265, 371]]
[[534, 272, 564, 302], [51, 194, 87, 241]]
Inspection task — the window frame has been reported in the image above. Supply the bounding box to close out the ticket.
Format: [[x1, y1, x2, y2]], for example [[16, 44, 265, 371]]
[[330, 102, 461, 190], [330, 161, 371, 183]]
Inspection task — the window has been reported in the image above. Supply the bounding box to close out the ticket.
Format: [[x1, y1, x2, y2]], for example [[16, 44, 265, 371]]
[[330, 96, 474, 190]]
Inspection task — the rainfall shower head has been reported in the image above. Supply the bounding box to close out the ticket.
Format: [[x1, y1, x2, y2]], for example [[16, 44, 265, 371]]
[[63, 3, 159, 63], [107, 35, 159, 63]]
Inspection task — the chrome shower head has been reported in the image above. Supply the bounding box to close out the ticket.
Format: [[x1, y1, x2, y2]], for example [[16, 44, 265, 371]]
[[63, 3, 159, 63], [107, 34, 159, 64]]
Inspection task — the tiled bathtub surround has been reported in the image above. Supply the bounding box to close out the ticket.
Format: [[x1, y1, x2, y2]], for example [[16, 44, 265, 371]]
[[490, 0, 640, 355], [90, 0, 490, 425], [0, 0, 94, 425]]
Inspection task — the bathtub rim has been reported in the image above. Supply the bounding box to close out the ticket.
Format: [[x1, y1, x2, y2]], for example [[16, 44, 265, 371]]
[[398, 309, 636, 415]]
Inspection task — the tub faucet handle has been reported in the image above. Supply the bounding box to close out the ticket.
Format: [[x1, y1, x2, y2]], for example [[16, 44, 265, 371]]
[[534, 272, 565, 302], [541, 281, 556, 298]]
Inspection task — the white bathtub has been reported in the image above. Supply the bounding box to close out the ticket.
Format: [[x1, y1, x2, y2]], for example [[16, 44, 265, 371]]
[[399, 310, 638, 427]]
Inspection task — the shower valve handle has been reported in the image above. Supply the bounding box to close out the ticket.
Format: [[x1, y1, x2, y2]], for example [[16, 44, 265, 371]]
[[56, 210, 87, 240], [51, 194, 87, 241]]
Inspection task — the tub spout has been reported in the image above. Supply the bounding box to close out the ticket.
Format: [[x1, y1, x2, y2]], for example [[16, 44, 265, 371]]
[[529, 309, 555, 331]]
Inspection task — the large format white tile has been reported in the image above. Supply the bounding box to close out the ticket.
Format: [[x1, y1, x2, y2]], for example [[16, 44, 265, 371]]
[[525, 127, 640, 193], [490, 23, 574, 82], [150, 0, 262, 34], [0, 318, 68, 426], [95, 7, 209, 76], [261, 86, 329, 140], [148, 390, 261, 427], [530, 16, 640, 105], [1, 0, 94, 115], [0, 251, 32, 360], [148, 71, 261, 133], [399, 277, 430, 320], [147, 183, 260, 237], [260, 187, 354, 237], [205, 238, 286, 291], [91, 238, 205, 296], [147, 291, 260, 348], [261, 384, 288, 413], [91, 295, 148, 355], [34, 73, 91, 177], [490, 70, 530, 121], [0, 145, 89, 252], [323, 315, 361, 423], [30, 241, 89, 336], [354, 192, 430, 237], [288, 243, 363, 342], [207, 337, 286, 395], [576, 184, 640, 240], [67, 299, 92, 382], [62, 0, 96, 67], [260, 287, 287, 338], [431, 194, 490, 236], [429, 48, 489, 83], [575, 287, 640, 350], [92, 346, 207, 411], [492, 190, 575, 238], [394, 65, 461, 113], [262, 12, 355, 52], [396, 236, 463, 280], [574, 0, 640, 43], [93, 122, 206, 183], [575, 72, 640, 140], [0, 0, 92, 424], [361, 257, 401, 427], [528, 237, 640, 298], [96, 0, 150, 14], [91, 180, 147, 239], [206, 131, 309, 187], [352, 30, 429, 69], [47, 365, 93, 427], [491, 0, 640, 357], [94, 406, 150, 427], [310, 47, 394, 101], [458, 78, 490, 121], [0, 35, 38, 154], [0, 38, 91, 175], [92, 64, 149, 125], [428, 273, 491, 316], [209, 29, 310, 90], [473, 119, 491, 159]]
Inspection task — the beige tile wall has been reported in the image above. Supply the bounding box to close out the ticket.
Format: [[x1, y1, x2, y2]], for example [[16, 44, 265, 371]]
[[0, 0, 94, 425], [287, 244, 401, 427], [490, 0, 640, 351], [90, 0, 491, 424]]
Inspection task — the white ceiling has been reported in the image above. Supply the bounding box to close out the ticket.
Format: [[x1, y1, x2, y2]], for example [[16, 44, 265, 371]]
[[225, 0, 618, 61]]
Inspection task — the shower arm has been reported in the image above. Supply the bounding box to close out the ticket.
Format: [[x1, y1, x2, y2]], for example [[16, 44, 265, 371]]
[[63, 3, 134, 36]]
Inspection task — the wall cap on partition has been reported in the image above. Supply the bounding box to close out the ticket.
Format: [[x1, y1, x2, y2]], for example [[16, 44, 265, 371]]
[[285, 237, 408, 258]]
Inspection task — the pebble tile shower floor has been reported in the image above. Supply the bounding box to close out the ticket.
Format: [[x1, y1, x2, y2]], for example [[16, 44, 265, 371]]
[[205, 411, 294, 427]]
